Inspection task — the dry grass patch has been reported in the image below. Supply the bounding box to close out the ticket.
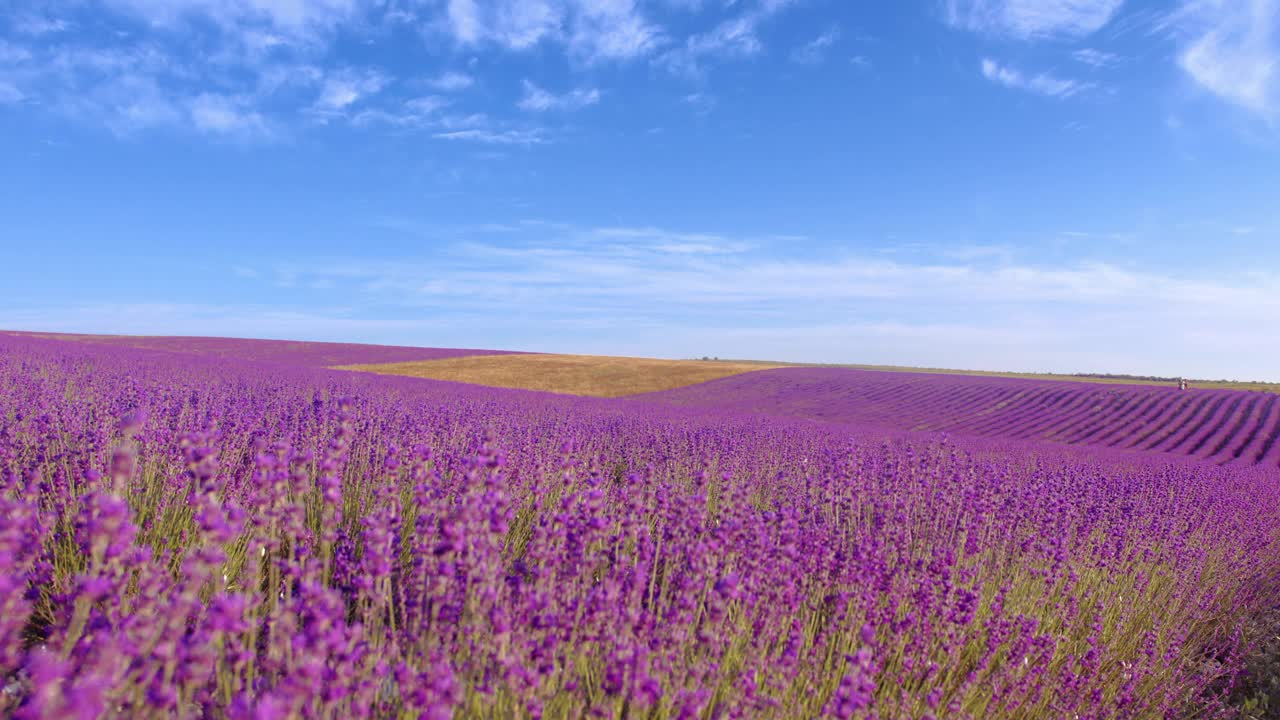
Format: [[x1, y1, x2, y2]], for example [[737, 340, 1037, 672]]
[[335, 354, 784, 397]]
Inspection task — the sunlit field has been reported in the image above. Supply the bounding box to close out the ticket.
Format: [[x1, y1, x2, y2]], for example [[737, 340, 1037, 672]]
[[338, 353, 783, 397], [2, 333, 1279, 719]]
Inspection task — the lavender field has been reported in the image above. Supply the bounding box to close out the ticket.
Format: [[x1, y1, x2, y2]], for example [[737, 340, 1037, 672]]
[[643, 368, 1280, 467], [2, 333, 1280, 719]]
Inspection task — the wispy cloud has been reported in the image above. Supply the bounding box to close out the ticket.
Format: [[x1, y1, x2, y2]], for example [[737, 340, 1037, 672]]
[[64, 73, 185, 134], [427, 71, 474, 91], [589, 225, 752, 254], [790, 27, 840, 65], [655, 0, 798, 77], [215, 222, 1280, 378], [0, 0, 794, 140], [568, 0, 664, 61], [0, 26, 283, 136], [188, 93, 269, 135], [0, 41, 33, 64], [0, 1, 670, 137], [657, 16, 761, 76], [981, 58, 1089, 97], [443, 0, 662, 62], [0, 82, 24, 104], [102, 0, 364, 43], [517, 80, 600, 111], [445, 0, 558, 50], [683, 92, 716, 115], [261, 224, 1276, 313], [945, 0, 1125, 39], [314, 68, 387, 112], [434, 128, 547, 145], [11, 14, 70, 35], [1072, 47, 1122, 67], [1173, 0, 1278, 117]]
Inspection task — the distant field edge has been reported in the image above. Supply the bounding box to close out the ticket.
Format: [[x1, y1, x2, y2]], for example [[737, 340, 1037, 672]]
[[6, 330, 1274, 394], [0, 330, 521, 367], [334, 354, 786, 398], [706, 358, 1280, 395]]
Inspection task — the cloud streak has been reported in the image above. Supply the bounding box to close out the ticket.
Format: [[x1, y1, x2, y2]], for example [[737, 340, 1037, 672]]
[[443, 0, 662, 62], [790, 27, 840, 65], [314, 68, 386, 112], [433, 128, 547, 145], [1174, 0, 1279, 117], [981, 58, 1089, 97], [946, 0, 1125, 38], [655, 0, 799, 76], [517, 80, 600, 111], [428, 71, 474, 91], [188, 93, 270, 135], [0, 0, 806, 139], [152, 221, 1280, 379]]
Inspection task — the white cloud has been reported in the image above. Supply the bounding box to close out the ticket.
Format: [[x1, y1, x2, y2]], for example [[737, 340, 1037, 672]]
[[0, 0, 773, 138], [981, 58, 1089, 97], [683, 91, 716, 114], [5, 3, 367, 137], [406, 95, 450, 115], [315, 68, 386, 111], [352, 95, 451, 127], [517, 80, 600, 111], [188, 93, 268, 134], [656, 0, 797, 76], [428, 71, 474, 91], [45, 44, 176, 79], [447, 0, 483, 44], [590, 225, 749, 253], [442, 0, 659, 61], [945, 0, 1124, 39], [223, 223, 1280, 379], [57, 73, 185, 134], [1174, 0, 1278, 117], [12, 15, 70, 35], [434, 128, 546, 144], [491, 0, 560, 49], [435, 112, 490, 129], [1, 41, 272, 135], [0, 41, 33, 65], [1072, 48, 1121, 66], [568, 0, 662, 61], [656, 18, 755, 76], [790, 27, 840, 65], [253, 62, 324, 95], [102, 0, 364, 40], [0, 82, 24, 104]]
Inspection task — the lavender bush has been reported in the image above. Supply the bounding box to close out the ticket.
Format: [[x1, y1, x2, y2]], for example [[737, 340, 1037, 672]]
[[1, 334, 1278, 719]]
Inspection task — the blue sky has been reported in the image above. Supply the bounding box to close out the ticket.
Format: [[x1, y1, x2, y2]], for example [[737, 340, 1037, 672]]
[[1, 0, 1278, 380]]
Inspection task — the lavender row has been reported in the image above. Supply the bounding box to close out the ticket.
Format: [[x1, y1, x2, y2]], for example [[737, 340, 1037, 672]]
[[641, 367, 1280, 466]]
